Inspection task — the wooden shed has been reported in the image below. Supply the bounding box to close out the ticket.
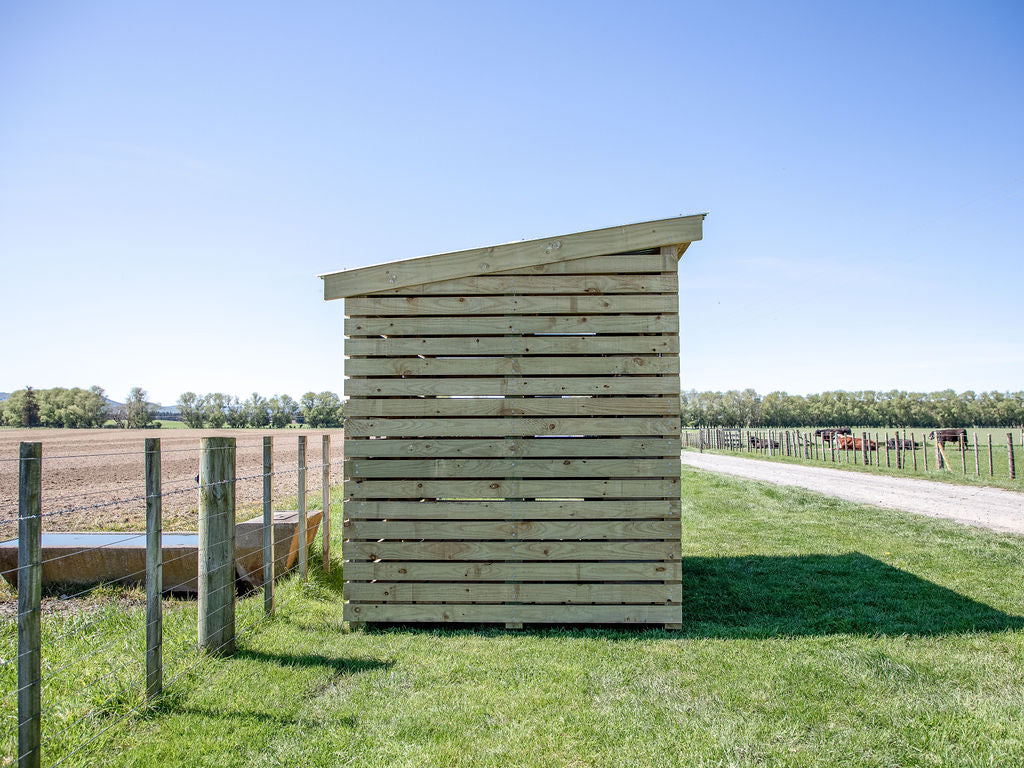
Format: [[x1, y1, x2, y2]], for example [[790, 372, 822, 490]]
[[321, 214, 704, 628]]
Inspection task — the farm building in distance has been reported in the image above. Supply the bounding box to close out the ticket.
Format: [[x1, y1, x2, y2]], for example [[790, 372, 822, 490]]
[[321, 214, 704, 628]]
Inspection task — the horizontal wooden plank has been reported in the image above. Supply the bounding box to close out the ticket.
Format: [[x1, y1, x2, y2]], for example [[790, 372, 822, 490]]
[[343, 500, 680, 520], [322, 214, 702, 299], [346, 314, 679, 336], [344, 519, 679, 541], [344, 561, 681, 581], [343, 603, 683, 623], [344, 458, 680, 479], [343, 540, 678, 561], [344, 477, 679, 499], [344, 583, 681, 604], [345, 376, 681, 397], [345, 417, 679, 438], [345, 397, 678, 418], [345, 295, 677, 316], [345, 336, 677, 357], [345, 356, 677, 377], [366, 274, 677, 296], [344, 438, 681, 459], [493, 252, 677, 275]]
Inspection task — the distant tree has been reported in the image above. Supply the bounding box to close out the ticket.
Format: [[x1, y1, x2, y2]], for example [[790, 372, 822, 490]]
[[244, 392, 270, 428], [22, 387, 40, 427], [177, 392, 206, 428], [300, 391, 344, 428], [267, 394, 299, 428], [204, 393, 229, 429], [225, 397, 248, 428], [125, 387, 156, 428]]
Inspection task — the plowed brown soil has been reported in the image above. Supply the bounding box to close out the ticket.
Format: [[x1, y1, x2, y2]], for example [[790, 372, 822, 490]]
[[0, 428, 344, 535]]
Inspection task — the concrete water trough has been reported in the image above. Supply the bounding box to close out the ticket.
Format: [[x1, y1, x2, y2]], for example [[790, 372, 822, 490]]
[[0, 510, 322, 593]]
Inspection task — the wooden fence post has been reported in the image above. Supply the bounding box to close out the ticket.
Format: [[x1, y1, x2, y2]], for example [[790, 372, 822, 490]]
[[911, 432, 918, 471], [936, 435, 944, 470], [885, 433, 890, 468], [145, 438, 162, 700], [298, 435, 308, 581], [322, 434, 331, 573], [262, 436, 274, 616], [960, 434, 967, 475], [862, 431, 869, 466], [896, 431, 902, 470], [198, 437, 235, 656], [18, 442, 42, 768], [988, 434, 994, 477], [923, 433, 929, 471], [1009, 433, 1016, 480], [973, 432, 979, 476]]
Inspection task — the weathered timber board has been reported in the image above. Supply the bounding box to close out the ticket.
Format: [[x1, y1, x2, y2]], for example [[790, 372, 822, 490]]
[[344, 417, 679, 437], [344, 397, 679, 418], [344, 478, 679, 499], [492, 252, 676, 275], [342, 540, 678, 562], [343, 519, 679, 540], [345, 356, 676, 377], [365, 274, 677, 296], [345, 314, 679, 336], [343, 561, 681, 581], [343, 457, 680, 479], [345, 377, 681, 397], [344, 583, 681, 604], [343, 438, 681, 459], [344, 335, 677, 356], [344, 295, 677, 315], [342, 500, 680, 520], [343, 603, 683, 623]]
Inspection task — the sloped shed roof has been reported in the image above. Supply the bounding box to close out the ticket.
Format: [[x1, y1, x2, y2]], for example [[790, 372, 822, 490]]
[[320, 214, 704, 299]]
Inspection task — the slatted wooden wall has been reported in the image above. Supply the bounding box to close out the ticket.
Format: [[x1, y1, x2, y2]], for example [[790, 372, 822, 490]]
[[342, 245, 682, 627]]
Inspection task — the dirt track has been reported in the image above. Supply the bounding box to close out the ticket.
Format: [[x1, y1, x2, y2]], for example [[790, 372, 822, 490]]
[[0, 428, 344, 534], [682, 452, 1024, 534]]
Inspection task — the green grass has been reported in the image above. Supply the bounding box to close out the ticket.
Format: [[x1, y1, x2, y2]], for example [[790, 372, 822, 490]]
[[4, 472, 1024, 766], [686, 427, 1023, 491]]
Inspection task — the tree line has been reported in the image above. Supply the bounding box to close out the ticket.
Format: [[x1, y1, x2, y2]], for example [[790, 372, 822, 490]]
[[175, 391, 343, 428], [1, 387, 344, 429], [681, 389, 1024, 428]]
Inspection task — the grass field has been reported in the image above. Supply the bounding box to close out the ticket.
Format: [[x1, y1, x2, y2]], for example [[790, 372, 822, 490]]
[[4, 470, 1024, 766], [686, 427, 1023, 491]]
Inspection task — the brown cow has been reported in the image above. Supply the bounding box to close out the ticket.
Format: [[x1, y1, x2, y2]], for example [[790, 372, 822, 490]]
[[834, 435, 877, 451], [928, 428, 968, 446]]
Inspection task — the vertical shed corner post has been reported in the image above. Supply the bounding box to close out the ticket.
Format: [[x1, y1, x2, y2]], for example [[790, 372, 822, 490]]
[[18, 442, 42, 768], [298, 435, 308, 581], [322, 434, 331, 573], [198, 437, 236, 656], [145, 438, 162, 700], [262, 436, 274, 616]]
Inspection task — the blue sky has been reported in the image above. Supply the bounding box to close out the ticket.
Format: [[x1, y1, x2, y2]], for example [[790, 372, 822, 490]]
[[1, 0, 1021, 405]]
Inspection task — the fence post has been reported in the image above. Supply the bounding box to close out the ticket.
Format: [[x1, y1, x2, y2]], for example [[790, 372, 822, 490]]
[[911, 432, 918, 471], [145, 438, 162, 700], [699, 430, 703, 453], [923, 433, 929, 471], [198, 437, 235, 656], [263, 436, 274, 616], [862, 431, 869, 466], [936, 435, 944, 470], [960, 434, 967, 475], [1009, 433, 1016, 480], [972, 432, 979, 476], [988, 434, 994, 477], [885, 433, 890, 468], [298, 435, 308, 581], [18, 442, 42, 768], [322, 434, 331, 573]]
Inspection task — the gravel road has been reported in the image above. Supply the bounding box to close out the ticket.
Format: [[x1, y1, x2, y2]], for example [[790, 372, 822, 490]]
[[681, 451, 1024, 534]]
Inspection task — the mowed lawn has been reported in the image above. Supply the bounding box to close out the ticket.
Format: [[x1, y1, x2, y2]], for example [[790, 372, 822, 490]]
[[16, 470, 1024, 767]]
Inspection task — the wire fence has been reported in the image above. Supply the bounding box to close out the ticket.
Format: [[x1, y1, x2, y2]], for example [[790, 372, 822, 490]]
[[684, 427, 1020, 481], [1, 433, 337, 767]]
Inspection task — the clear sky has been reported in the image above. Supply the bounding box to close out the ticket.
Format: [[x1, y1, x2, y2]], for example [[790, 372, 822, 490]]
[[2, 0, 1021, 405]]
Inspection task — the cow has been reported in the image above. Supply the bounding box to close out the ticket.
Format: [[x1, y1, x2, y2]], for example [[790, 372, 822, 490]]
[[748, 436, 780, 450], [815, 427, 852, 439], [886, 437, 920, 450], [928, 428, 968, 446], [833, 435, 877, 451]]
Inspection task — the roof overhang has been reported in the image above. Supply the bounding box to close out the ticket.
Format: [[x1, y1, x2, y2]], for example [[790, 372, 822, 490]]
[[319, 213, 704, 300]]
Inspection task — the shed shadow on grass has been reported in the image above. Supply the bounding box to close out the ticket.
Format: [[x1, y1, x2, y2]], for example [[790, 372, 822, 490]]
[[682, 552, 1024, 638], [356, 553, 1024, 639]]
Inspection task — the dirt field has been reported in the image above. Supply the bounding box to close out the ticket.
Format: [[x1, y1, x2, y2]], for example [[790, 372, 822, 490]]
[[0, 428, 344, 535], [682, 452, 1024, 534]]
